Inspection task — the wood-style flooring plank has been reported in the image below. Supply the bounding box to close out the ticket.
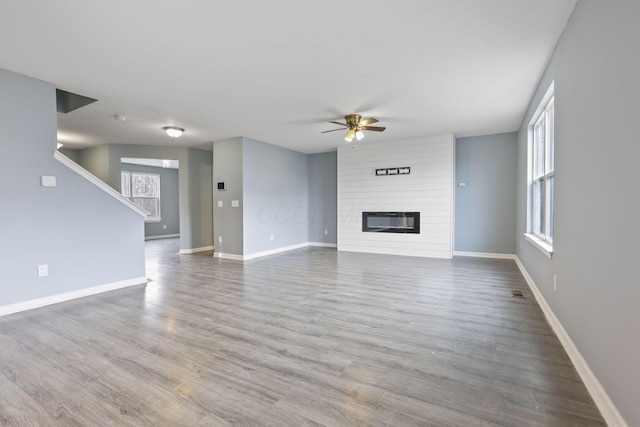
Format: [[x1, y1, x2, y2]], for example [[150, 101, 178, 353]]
[[0, 239, 606, 426]]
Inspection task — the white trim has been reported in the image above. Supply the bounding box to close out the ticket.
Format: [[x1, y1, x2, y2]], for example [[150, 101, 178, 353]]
[[514, 257, 628, 427], [213, 252, 245, 261], [179, 245, 214, 254], [528, 81, 555, 127], [145, 234, 180, 241], [524, 233, 553, 259], [213, 242, 337, 261], [453, 251, 516, 260], [54, 151, 148, 217], [0, 276, 147, 317], [308, 242, 338, 248]]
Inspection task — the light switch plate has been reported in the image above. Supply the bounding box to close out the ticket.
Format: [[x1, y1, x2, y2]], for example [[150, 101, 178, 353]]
[[38, 264, 48, 277], [231, 200, 239, 208], [217, 200, 223, 208], [41, 176, 57, 187]]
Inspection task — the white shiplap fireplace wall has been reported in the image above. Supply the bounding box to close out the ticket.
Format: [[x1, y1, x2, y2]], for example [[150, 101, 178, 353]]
[[337, 134, 454, 258]]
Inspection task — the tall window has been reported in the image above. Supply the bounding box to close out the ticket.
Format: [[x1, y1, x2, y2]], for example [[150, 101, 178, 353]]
[[121, 171, 161, 222], [529, 91, 554, 251]]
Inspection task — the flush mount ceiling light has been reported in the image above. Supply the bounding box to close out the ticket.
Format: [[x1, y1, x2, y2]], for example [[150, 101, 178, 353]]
[[163, 126, 184, 138]]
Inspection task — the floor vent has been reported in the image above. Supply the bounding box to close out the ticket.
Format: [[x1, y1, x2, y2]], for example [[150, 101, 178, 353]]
[[511, 290, 525, 298]]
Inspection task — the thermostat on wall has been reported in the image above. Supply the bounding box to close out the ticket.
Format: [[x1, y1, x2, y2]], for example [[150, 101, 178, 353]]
[[217, 182, 226, 190]]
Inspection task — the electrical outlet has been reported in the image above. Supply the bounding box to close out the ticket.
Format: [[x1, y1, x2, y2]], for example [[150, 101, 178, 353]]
[[324, 229, 328, 235], [218, 236, 222, 243], [163, 224, 166, 229], [38, 264, 48, 277], [553, 275, 558, 291], [270, 234, 274, 241]]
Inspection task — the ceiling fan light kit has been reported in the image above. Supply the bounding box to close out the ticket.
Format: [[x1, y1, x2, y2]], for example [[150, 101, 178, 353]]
[[345, 128, 356, 142], [163, 126, 184, 138], [322, 113, 386, 143]]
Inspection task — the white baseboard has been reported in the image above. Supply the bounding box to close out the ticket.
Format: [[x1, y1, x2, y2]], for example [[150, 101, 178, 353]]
[[214, 241, 337, 261], [179, 245, 214, 254], [0, 276, 148, 317], [213, 252, 245, 261], [145, 233, 179, 241], [514, 257, 628, 427], [308, 242, 338, 248], [453, 251, 516, 260]]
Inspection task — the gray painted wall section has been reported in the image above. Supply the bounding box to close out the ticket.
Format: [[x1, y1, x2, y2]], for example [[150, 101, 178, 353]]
[[77, 144, 213, 252], [242, 137, 309, 255], [186, 148, 213, 249], [516, 1, 639, 424], [122, 164, 180, 238], [0, 69, 145, 307], [212, 138, 244, 255], [78, 144, 110, 183], [59, 147, 79, 163], [455, 133, 517, 254], [308, 151, 337, 244]]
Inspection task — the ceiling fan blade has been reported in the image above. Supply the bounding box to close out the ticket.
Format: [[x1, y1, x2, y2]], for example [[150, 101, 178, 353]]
[[362, 126, 386, 132], [321, 128, 347, 133], [360, 118, 379, 126], [328, 121, 348, 127]]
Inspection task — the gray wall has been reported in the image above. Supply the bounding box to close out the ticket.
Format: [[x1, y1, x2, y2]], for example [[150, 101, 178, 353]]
[[213, 137, 318, 257], [308, 151, 337, 244], [186, 147, 213, 249], [59, 147, 79, 163], [0, 68, 145, 307], [212, 138, 244, 255], [455, 133, 517, 254], [78, 144, 110, 183], [516, 1, 640, 424], [122, 164, 180, 238], [77, 144, 213, 252], [243, 137, 309, 255]]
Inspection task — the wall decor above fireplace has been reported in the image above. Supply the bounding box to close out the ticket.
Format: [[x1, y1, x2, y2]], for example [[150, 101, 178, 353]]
[[375, 167, 410, 176], [362, 212, 420, 234]]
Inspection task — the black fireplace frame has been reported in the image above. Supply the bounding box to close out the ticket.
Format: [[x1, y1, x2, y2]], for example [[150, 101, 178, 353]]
[[362, 211, 420, 234]]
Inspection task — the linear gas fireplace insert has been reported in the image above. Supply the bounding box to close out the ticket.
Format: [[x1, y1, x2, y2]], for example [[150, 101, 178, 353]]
[[362, 211, 420, 234]]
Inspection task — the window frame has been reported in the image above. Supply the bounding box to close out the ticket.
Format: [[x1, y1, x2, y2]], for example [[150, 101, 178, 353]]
[[120, 171, 161, 222], [526, 84, 555, 257]]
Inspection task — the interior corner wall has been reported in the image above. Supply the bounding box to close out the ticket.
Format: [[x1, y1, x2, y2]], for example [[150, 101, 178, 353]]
[[186, 147, 213, 249], [455, 133, 517, 254], [308, 151, 337, 244], [121, 164, 180, 238], [337, 135, 454, 258], [516, 1, 640, 424], [0, 68, 145, 308], [213, 138, 244, 256], [242, 137, 309, 255]]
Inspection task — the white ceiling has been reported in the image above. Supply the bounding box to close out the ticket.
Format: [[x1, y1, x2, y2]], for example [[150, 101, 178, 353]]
[[0, 0, 576, 154]]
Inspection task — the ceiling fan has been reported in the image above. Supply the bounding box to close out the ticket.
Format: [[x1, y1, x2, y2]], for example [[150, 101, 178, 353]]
[[322, 114, 386, 142]]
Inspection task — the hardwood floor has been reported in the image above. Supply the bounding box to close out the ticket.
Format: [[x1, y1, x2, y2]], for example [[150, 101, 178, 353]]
[[0, 239, 605, 426]]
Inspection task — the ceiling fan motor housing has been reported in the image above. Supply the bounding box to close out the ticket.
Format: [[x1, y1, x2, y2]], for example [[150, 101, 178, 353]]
[[345, 114, 362, 128]]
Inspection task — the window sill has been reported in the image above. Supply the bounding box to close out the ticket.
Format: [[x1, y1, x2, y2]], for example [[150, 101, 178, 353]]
[[524, 233, 553, 259]]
